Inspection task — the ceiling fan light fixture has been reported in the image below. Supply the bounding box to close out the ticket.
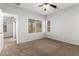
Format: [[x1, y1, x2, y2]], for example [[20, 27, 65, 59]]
[[46, 4, 49, 9], [38, 3, 58, 11], [43, 4, 47, 9], [43, 4, 49, 11]]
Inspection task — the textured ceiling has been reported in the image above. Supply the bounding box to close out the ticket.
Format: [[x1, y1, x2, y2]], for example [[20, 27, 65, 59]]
[[10, 3, 78, 15]]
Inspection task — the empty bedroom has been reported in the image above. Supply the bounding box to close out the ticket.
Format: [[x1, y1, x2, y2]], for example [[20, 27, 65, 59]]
[[0, 3, 79, 56]]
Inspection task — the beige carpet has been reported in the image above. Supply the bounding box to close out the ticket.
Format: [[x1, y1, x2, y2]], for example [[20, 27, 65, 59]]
[[0, 38, 79, 56]]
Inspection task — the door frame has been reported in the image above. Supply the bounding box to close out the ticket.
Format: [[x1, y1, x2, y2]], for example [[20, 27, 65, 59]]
[[3, 13, 19, 44], [0, 9, 3, 52], [13, 21, 16, 39]]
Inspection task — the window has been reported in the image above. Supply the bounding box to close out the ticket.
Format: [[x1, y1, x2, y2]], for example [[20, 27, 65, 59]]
[[3, 25, 7, 32], [47, 21, 51, 32], [28, 19, 42, 33]]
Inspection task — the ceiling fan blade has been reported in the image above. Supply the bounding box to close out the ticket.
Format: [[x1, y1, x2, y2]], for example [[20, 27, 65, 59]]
[[49, 4, 57, 9], [38, 4, 44, 7]]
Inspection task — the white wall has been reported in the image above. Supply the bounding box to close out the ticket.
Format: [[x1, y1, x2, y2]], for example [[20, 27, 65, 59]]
[[0, 3, 45, 44], [46, 4, 79, 45], [4, 16, 13, 38], [0, 9, 3, 51]]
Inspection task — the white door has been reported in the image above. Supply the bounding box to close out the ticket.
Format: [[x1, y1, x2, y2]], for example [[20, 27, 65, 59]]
[[0, 9, 3, 52]]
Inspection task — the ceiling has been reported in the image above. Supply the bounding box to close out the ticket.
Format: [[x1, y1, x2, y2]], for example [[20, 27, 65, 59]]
[[11, 3, 78, 15]]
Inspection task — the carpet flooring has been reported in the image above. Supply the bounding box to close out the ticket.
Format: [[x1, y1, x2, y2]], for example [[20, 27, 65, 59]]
[[0, 38, 79, 56]]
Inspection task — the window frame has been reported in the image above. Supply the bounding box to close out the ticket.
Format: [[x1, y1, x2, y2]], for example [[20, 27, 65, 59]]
[[28, 19, 42, 33], [47, 20, 51, 32]]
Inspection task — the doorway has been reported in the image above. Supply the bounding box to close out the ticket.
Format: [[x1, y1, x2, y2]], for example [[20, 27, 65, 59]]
[[3, 13, 18, 47]]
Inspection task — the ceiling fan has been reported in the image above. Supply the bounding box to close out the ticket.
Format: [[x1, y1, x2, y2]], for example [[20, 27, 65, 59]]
[[38, 3, 58, 11]]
